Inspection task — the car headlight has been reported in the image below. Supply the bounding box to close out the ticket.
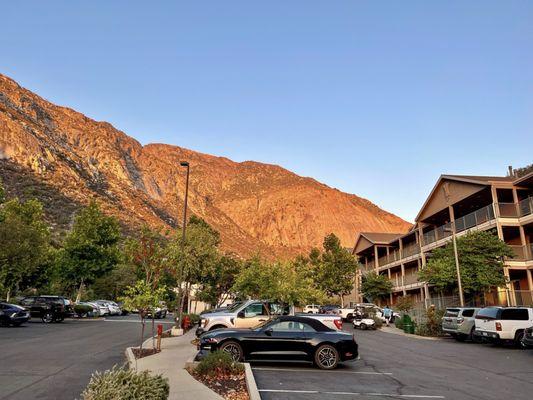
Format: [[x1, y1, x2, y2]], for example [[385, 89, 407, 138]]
[[201, 318, 209, 327], [11, 312, 18, 318]]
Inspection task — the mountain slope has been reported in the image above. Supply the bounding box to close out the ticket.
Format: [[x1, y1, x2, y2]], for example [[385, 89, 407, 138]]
[[0, 73, 410, 257]]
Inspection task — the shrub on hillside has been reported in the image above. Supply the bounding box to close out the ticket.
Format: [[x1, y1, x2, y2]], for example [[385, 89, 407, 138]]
[[195, 351, 244, 377], [80, 365, 169, 400]]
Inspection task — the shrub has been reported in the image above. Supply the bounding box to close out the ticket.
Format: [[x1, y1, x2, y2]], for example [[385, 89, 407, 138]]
[[395, 317, 404, 329], [185, 313, 201, 325], [395, 296, 414, 313], [372, 316, 383, 329], [80, 365, 169, 400], [195, 350, 244, 377], [74, 304, 94, 317]]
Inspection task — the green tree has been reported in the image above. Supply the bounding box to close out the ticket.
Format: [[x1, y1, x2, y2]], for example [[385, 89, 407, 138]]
[[195, 254, 242, 308], [361, 272, 393, 303], [91, 262, 138, 300], [311, 233, 359, 306], [167, 216, 220, 323], [57, 202, 121, 302], [0, 198, 51, 301], [120, 280, 167, 349], [419, 231, 513, 294]]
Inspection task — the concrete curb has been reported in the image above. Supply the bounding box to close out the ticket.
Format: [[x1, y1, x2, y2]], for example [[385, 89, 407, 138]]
[[125, 347, 136, 370], [184, 355, 199, 370], [244, 363, 260, 400], [380, 326, 446, 341]]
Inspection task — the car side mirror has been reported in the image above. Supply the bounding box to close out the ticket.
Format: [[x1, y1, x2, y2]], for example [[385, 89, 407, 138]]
[[237, 311, 245, 318], [264, 328, 273, 336]]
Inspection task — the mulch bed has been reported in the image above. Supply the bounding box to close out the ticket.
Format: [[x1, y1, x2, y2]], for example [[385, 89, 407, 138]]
[[189, 371, 249, 400], [132, 347, 160, 359]]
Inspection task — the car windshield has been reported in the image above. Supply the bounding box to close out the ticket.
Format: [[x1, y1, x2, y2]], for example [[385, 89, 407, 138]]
[[227, 302, 243, 312]]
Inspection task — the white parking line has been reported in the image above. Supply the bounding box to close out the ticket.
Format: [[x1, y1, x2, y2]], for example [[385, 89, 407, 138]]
[[259, 389, 445, 398], [252, 367, 392, 375]]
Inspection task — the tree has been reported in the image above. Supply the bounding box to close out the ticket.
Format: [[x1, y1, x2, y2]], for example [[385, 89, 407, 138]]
[[195, 254, 242, 308], [361, 272, 393, 303], [120, 280, 167, 350], [57, 202, 121, 302], [0, 198, 51, 301], [311, 233, 359, 306], [167, 216, 220, 323], [91, 262, 138, 300], [418, 231, 513, 294], [232, 256, 325, 306]]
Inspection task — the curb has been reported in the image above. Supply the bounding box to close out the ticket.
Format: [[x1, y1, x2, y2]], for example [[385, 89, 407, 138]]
[[184, 355, 200, 370], [244, 363, 260, 400], [125, 347, 136, 370], [380, 327, 445, 341]]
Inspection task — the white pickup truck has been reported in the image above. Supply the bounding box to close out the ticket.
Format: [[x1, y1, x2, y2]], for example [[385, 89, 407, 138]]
[[473, 306, 533, 346], [197, 300, 343, 336]]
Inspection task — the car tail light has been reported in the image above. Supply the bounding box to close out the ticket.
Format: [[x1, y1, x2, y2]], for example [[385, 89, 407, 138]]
[[495, 322, 502, 331], [334, 319, 343, 330], [457, 317, 464, 324]]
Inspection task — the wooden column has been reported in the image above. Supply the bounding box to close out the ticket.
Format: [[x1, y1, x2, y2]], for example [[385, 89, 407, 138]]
[[491, 186, 504, 239], [374, 245, 379, 273]]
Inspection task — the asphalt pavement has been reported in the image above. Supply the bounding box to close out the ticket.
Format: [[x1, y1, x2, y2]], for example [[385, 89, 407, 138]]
[[0, 314, 175, 400], [252, 323, 533, 400]]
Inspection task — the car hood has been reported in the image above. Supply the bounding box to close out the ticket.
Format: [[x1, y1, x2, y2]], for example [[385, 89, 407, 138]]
[[201, 311, 235, 319], [7, 304, 25, 311], [202, 328, 251, 339]]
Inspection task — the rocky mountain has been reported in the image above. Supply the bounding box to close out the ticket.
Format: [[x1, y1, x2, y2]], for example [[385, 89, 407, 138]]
[[0, 73, 411, 257]]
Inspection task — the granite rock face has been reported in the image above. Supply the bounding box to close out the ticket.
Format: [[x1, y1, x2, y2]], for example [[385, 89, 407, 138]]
[[0, 73, 410, 257]]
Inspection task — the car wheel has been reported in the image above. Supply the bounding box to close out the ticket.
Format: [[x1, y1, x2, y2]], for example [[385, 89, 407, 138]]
[[314, 344, 339, 370], [515, 331, 526, 348], [54, 316, 64, 323], [360, 323, 367, 330], [42, 312, 54, 324], [346, 314, 354, 323], [220, 341, 243, 362]]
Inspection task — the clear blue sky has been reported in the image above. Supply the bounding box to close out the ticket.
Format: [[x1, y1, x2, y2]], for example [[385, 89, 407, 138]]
[[2, 1, 532, 222]]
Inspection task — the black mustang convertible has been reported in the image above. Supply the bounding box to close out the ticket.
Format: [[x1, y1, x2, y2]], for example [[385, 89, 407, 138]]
[[196, 315, 358, 369]]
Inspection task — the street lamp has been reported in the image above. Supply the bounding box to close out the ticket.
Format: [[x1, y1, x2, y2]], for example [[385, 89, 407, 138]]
[[177, 161, 190, 328]]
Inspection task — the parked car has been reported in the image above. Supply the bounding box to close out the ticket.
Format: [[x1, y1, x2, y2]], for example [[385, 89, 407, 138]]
[[473, 307, 533, 346], [197, 300, 342, 337], [303, 304, 321, 314], [195, 315, 358, 369], [200, 302, 244, 315], [94, 300, 121, 316], [91, 301, 111, 316], [441, 307, 480, 341], [148, 303, 168, 319], [319, 305, 341, 315], [522, 326, 533, 348], [74, 302, 101, 318], [20, 296, 73, 323], [0, 302, 30, 327]]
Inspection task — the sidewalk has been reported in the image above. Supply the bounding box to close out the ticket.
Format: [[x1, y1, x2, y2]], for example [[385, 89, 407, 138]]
[[134, 330, 223, 400]]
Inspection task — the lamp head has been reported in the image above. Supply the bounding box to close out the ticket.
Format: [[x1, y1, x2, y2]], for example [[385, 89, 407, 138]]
[[180, 161, 189, 167]]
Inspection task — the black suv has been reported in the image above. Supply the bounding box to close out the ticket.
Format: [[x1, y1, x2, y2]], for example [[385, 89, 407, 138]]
[[20, 296, 73, 323]]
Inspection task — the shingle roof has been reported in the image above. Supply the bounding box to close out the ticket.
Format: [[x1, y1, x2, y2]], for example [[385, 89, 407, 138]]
[[359, 232, 405, 244]]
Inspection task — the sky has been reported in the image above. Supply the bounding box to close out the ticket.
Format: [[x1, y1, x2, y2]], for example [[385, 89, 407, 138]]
[[1, 1, 532, 222]]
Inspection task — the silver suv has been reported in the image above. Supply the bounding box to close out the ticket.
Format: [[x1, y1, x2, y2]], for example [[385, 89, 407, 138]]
[[442, 307, 480, 341]]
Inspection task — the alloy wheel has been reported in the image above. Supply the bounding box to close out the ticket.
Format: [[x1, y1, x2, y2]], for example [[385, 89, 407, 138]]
[[42, 313, 53, 323], [221, 342, 242, 361], [316, 345, 338, 369]]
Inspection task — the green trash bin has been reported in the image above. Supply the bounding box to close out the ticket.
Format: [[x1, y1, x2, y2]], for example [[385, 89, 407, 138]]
[[403, 323, 412, 334]]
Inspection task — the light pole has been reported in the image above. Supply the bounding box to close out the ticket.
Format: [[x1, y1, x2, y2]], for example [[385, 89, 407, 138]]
[[177, 161, 190, 329]]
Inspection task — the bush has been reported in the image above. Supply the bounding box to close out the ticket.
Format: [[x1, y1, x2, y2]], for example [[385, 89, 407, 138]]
[[195, 351, 244, 377], [372, 316, 383, 329], [395, 296, 414, 313], [185, 313, 201, 325], [395, 317, 404, 329], [80, 365, 169, 400], [74, 304, 94, 317]]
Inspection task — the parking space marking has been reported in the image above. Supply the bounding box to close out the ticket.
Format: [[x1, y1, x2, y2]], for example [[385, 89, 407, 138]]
[[252, 367, 392, 375], [103, 319, 175, 324], [259, 389, 445, 398]]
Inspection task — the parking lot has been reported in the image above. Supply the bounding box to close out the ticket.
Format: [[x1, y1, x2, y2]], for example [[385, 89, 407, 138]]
[[0, 314, 174, 400], [252, 323, 533, 400]]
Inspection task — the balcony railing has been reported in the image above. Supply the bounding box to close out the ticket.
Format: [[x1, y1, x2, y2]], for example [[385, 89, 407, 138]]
[[518, 196, 533, 217], [506, 245, 533, 261], [498, 203, 518, 218], [423, 222, 452, 246], [403, 273, 420, 286], [454, 204, 495, 233], [402, 243, 420, 258], [513, 290, 533, 307]]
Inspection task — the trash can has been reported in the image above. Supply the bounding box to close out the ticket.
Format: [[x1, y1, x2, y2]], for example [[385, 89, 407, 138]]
[[403, 323, 415, 334]]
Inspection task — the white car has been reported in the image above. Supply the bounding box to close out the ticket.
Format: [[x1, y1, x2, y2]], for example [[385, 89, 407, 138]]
[[303, 304, 320, 314], [473, 307, 533, 346], [93, 300, 121, 316]]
